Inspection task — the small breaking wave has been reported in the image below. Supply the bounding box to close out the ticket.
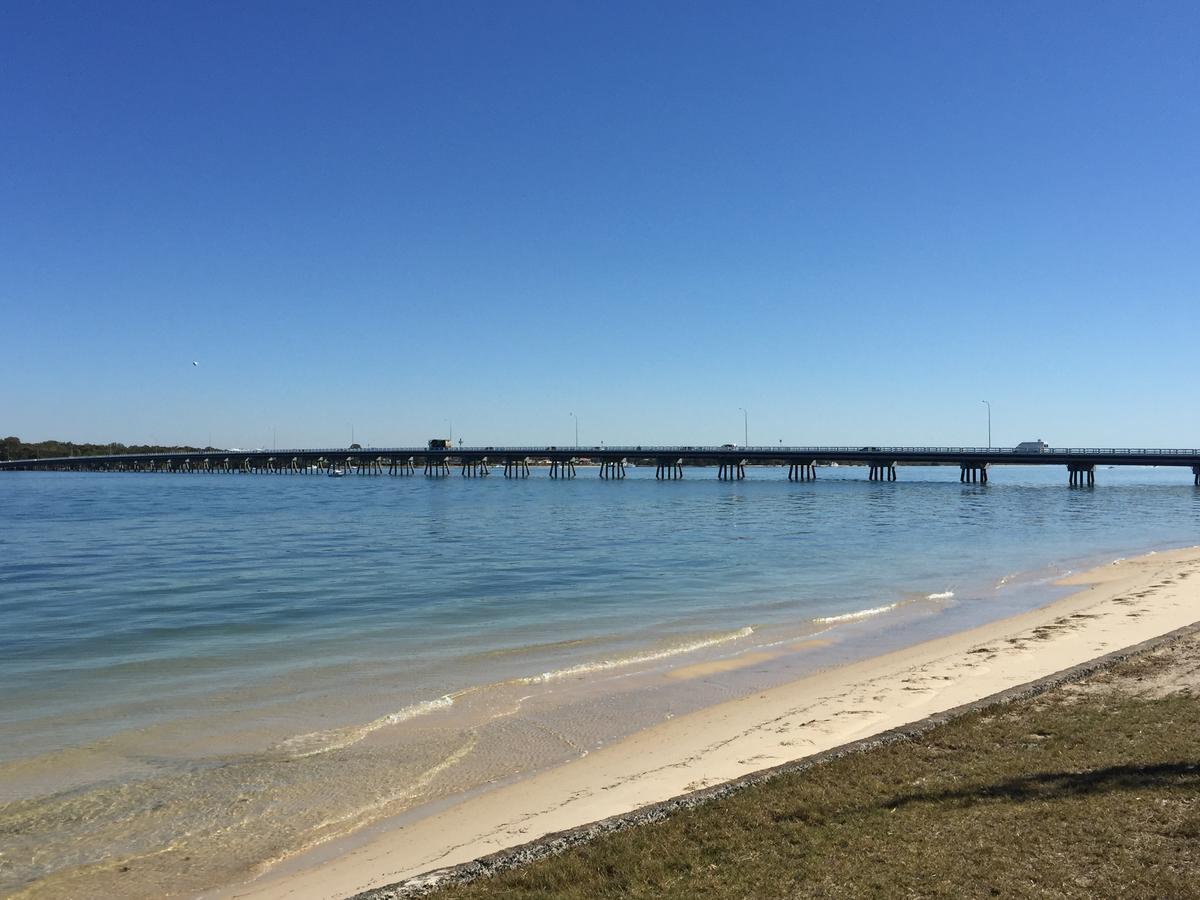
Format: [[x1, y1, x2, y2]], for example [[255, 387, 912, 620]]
[[275, 628, 759, 755], [811, 590, 950, 625], [812, 603, 899, 624], [276, 694, 457, 758], [521, 627, 755, 684]]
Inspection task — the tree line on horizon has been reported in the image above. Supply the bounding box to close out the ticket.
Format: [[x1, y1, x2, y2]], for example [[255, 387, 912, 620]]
[[2, 437, 208, 461]]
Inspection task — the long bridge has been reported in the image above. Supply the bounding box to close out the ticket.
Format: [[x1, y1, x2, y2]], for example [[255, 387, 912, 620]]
[[3, 446, 1200, 485]]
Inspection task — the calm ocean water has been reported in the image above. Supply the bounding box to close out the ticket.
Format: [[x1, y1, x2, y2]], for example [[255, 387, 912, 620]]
[[2, 464, 1198, 896]]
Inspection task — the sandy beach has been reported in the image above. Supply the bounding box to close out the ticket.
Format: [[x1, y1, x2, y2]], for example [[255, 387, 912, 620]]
[[219, 545, 1200, 900]]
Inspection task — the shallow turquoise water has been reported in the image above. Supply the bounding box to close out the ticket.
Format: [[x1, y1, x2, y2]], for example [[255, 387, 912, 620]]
[[1, 464, 1198, 894], [2, 465, 1198, 759]]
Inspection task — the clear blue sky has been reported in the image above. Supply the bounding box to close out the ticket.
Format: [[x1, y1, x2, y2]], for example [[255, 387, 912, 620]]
[[3, 1, 1198, 449]]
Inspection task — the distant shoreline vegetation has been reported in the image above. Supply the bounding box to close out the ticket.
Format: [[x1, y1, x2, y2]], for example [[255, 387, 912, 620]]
[[1, 437, 210, 461]]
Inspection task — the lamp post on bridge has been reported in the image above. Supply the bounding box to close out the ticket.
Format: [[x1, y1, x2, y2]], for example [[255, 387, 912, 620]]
[[982, 400, 991, 449], [739, 407, 748, 448], [569, 412, 578, 449]]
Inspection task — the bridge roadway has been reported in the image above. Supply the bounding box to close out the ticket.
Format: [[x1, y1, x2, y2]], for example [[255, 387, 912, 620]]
[[3, 446, 1200, 485]]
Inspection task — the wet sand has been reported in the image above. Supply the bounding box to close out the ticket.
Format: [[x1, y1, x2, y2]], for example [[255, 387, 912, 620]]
[[224, 546, 1200, 900], [666, 651, 781, 679]]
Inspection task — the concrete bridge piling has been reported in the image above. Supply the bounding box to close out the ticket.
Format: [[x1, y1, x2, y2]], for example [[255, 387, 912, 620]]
[[717, 460, 746, 481], [1068, 463, 1096, 487], [788, 462, 817, 482], [460, 458, 489, 477], [869, 462, 897, 481], [655, 458, 684, 480], [599, 459, 626, 479], [424, 457, 451, 477], [549, 459, 576, 479], [503, 458, 531, 478], [351, 456, 382, 475], [960, 463, 989, 484]]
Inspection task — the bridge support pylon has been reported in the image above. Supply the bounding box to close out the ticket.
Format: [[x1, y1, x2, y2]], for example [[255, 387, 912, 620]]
[[599, 459, 626, 479], [960, 463, 988, 484], [550, 459, 576, 479], [788, 462, 816, 482], [424, 456, 451, 477], [461, 458, 489, 477], [1194, 465, 1200, 486], [503, 457, 530, 478], [718, 460, 745, 480], [869, 462, 897, 481], [1068, 463, 1095, 486], [656, 458, 683, 480], [388, 457, 415, 475]]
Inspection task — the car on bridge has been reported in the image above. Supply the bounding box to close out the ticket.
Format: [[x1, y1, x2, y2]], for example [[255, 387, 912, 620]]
[[1015, 440, 1050, 453]]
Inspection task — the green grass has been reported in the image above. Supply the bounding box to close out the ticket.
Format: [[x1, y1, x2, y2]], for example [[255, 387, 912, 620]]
[[431, 647, 1200, 899]]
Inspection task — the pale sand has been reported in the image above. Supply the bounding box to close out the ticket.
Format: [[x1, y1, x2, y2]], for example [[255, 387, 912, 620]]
[[225, 547, 1200, 900]]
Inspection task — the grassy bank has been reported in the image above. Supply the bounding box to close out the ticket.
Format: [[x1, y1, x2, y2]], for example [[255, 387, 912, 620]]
[[427, 631, 1200, 899]]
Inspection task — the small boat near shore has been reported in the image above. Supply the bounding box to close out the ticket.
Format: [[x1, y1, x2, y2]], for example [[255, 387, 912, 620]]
[[328, 468, 345, 478]]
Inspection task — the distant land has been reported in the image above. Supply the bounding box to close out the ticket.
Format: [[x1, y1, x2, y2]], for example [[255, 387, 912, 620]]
[[1, 437, 209, 461]]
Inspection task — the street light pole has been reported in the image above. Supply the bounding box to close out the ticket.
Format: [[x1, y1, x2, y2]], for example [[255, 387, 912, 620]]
[[569, 412, 578, 448], [982, 400, 991, 448], [739, 408, 748, 447]]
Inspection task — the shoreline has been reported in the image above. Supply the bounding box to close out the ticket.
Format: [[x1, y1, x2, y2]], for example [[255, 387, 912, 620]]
[[224, 545, 1200, 900]]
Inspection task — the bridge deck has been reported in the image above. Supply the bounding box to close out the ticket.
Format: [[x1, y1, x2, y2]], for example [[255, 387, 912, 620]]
[[3, 445, 1199, 469]]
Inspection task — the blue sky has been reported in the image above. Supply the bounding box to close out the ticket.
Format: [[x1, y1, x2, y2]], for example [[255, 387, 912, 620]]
[[3, 1, 1198, 449]]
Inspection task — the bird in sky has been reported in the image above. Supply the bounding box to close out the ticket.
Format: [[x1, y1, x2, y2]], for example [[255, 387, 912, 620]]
[[192, 361, 199, 367]]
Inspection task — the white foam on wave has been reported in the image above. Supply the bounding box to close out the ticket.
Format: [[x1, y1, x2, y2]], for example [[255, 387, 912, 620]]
[[812, 603, 899, 624], [276, 694, 457, 759], [812, 587, 954, 627], [521, 626, 755, 684]]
